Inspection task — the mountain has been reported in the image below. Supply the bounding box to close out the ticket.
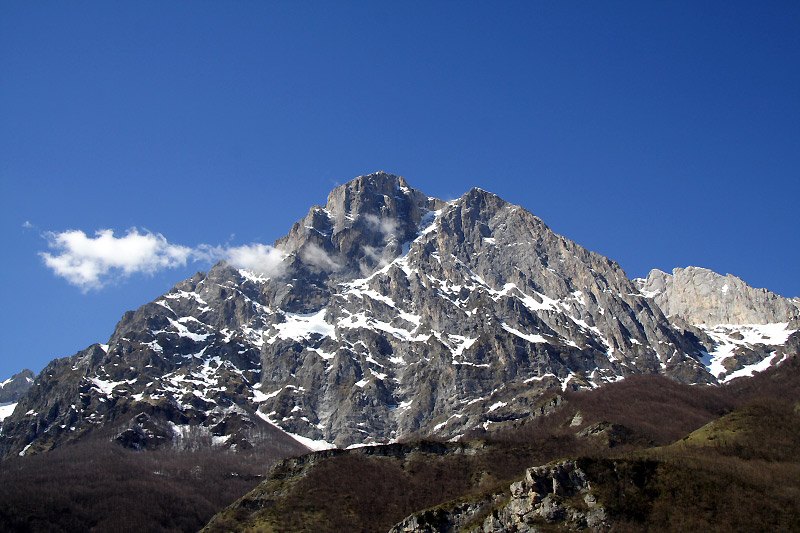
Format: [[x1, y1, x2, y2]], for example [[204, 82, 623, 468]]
[[1, 173, 797, 460]]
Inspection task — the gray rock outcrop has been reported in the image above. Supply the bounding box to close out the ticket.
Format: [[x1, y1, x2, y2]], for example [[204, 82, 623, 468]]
[[389, 459, 609, 532], [638, 267, 799, 325]]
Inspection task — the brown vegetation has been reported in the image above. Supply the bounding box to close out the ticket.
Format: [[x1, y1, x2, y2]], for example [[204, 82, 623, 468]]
[[206, 356, 800, 532], [3, 356, 799, 532], [0, 436, 298, 532]]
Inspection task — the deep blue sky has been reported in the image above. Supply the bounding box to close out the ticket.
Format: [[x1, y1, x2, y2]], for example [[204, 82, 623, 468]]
[[2, 2, 798, 378]]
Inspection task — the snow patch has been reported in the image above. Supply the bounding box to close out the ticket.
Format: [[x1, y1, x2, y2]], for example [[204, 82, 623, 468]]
[[212, 434, 232, 446], [487, 401, 507, 412], [394, 400, 413, 412], [167, 317, 211, 342], [272, 309, 336, 342], [419, 209, 441, 235], [501, 323, 547, 344], [451, 336, 478, 357], [723, 352, 779, 381], [337, 311, 428, 342], [238, 268, 274, 285], [698, 322, 795, 380], [308, 347, 336, 360], [90, 377, 133, 396], [0, 402, 17, 422], [254, 410, 335, 451], [523, 373, 556, 383]]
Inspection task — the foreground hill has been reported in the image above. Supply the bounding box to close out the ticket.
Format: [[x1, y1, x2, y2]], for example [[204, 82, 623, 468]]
[[204, 352, 800, 532]]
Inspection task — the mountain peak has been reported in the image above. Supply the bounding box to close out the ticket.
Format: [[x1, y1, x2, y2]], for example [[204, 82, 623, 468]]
[[461, 186, 500, 201], [0, 369, 35, 404], [269, 174, 442, 310], [323, 172, 424, 224], [456, 186, 509, 215], [328, 171, 410, 199]]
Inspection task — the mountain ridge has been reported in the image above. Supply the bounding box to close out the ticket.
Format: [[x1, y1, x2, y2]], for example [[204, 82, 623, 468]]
[[637, 266, 800, 325], [1, 172, 796, 459]]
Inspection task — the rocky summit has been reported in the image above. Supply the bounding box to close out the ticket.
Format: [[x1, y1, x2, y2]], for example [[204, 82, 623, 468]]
[[0, 369, 34, 432], [1, 172, 797, 458], [0, 369, 34, 405]]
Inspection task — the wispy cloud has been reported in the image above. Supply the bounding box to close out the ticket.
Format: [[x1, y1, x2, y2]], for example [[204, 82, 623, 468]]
[[363, 214, 399, 239], [219, 243, 287, 277], [299, 242, 341, 271], [40, 228, 287, 291]]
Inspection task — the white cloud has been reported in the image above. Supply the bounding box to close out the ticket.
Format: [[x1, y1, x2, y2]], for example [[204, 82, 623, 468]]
[[300, 242, 341, 271], [363, 214, 399, 239], [224, 243, 287, 277], [363, 245, 390, 268], [40, 228, 288, 291], [41, 229, 193, 291]]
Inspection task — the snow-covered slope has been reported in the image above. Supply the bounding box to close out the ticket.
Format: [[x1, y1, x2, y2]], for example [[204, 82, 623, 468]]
[[0, 403, 17, 423], [636, 267, 799, 382], [698, 323, 795, 382]]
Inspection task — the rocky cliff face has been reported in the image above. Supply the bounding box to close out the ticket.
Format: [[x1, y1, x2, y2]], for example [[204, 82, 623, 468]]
[[638, 267, 800, 325], [1, 173, 795, 458], [636, 267, 799, 382]]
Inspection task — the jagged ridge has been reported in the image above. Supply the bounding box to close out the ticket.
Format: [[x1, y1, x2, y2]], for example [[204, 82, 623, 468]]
[[1, 172, 796, 458]]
